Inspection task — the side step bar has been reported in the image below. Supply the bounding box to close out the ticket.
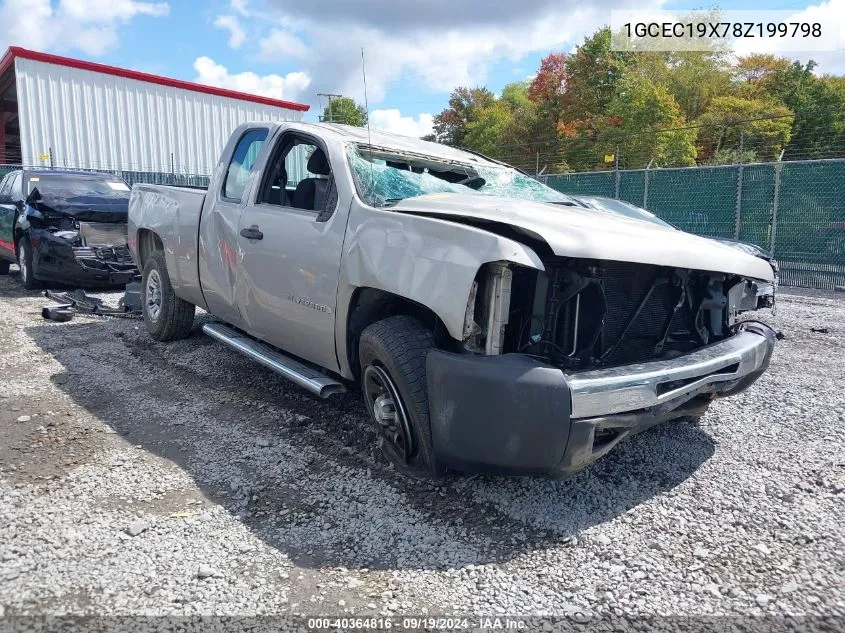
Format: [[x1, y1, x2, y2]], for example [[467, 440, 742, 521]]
[[202, 323, 346, 399]]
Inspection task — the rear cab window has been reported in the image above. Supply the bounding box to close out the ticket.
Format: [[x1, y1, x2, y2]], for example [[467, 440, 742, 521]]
[[223, 129, 269, 202]]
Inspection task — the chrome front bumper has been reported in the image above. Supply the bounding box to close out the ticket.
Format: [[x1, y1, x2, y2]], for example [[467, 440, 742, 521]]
[[565, 321, 776, 419]]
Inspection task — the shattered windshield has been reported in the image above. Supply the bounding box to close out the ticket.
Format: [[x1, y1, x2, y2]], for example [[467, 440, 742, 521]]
[[347, 145, 575, 207]]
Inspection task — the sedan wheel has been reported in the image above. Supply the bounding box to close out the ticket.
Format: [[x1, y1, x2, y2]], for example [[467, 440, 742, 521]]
[[17, 238, 41, 290]]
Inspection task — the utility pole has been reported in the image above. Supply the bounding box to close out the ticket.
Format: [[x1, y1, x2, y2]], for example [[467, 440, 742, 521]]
[[317, 93, 343, 122]]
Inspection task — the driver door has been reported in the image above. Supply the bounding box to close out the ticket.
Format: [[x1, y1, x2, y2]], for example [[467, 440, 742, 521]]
[[236, 131, 349, 372]]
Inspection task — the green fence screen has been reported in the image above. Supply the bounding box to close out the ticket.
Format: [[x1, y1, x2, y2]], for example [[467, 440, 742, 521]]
[[543, 159, 845, 290]]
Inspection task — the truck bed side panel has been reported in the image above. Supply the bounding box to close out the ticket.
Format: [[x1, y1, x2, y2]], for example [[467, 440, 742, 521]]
[[128, 184, 207, 309]]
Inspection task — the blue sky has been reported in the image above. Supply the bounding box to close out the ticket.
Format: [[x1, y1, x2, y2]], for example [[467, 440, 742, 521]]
[[1, 0, 842, 136]]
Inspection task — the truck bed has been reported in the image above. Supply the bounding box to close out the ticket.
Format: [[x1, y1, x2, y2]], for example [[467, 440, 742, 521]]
[[128, 184, 207, 306]]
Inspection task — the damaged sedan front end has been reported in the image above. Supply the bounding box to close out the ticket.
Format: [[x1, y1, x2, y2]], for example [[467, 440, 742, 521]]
[[11, 171, 138, 287]]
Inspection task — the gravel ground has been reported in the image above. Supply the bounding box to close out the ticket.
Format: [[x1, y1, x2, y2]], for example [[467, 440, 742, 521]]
[[1, 271, 843, 624]]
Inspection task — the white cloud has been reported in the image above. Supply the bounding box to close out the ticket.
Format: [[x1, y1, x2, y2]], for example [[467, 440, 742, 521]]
[[214, 14, 246, 49], [370, 109, 434, 138], [59, 0, 169, 22], [253, 0, 660, 106], [259, 28, 308, 60], [731, 1, 845, 74], [0, 0, 170, 56], [230, 0, 249, 16], [193, 56, 311, 101]]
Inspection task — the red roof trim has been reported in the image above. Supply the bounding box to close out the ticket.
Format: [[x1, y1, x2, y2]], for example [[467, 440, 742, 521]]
[[0, 46, 309, 112]]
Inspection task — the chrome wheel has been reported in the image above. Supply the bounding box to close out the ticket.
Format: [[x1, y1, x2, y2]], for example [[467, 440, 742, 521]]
[[363, 364, 415, 463], [145, 269, 163, 322]]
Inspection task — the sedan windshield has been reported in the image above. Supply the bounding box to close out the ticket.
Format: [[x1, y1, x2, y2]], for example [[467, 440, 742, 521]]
[[348, 145, 575, 207], [27, 174, 130, 197]]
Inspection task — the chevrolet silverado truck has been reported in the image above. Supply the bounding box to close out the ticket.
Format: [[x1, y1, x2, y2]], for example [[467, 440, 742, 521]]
[[128, 122, 777, 479]]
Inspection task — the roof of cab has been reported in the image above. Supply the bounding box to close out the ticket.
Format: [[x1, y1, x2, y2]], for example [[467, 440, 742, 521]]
[[249, 121, 500, 167]]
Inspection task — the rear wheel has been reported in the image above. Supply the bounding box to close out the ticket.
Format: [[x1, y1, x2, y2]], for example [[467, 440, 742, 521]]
[[17, 237, 41, 290], [141, 249, 195, 341], [359, 315, 442, 480], [0, 259, 9, 275]]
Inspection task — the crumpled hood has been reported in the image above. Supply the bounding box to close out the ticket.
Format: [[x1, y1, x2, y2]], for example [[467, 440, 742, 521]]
[[27, 191, 129, 223], [391, 193, 775, 282]]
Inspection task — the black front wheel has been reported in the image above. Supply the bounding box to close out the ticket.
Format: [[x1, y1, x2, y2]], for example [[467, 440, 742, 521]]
[[359, 315, 442, 480], [17, 237, 41, 290]]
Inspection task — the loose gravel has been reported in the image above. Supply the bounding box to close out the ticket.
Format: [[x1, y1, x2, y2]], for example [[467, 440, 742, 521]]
[[1, 271, 843, 623]]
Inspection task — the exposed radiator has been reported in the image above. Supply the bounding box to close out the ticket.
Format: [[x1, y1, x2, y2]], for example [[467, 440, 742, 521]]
[[599, 262, 690, 365], [79, 222, 128, 247]]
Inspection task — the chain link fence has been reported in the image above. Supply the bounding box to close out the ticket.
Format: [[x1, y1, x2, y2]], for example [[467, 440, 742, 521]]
[[0, 165, 210, 188], [541, 158, 845, 290]]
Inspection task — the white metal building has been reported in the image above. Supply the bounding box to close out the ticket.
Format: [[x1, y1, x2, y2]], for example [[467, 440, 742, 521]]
[[0, 46, 309, 175]]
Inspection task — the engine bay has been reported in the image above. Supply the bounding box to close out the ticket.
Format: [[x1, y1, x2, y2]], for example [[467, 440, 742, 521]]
[[464, 258, 773, 371]]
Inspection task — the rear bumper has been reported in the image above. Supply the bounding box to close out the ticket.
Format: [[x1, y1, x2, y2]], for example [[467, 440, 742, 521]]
[[426, 321, 776, 477], [31, 230, 138, 287]]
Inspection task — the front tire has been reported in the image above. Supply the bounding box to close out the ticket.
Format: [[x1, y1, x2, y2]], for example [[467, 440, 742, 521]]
[[17, 237, 41, 290], [141, 249, 195, 341], [359, 315, 441, 480]]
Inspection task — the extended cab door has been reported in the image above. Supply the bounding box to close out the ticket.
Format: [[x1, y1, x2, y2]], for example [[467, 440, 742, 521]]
[[198, 127, 270, 327], [235, 130, 349, 372]]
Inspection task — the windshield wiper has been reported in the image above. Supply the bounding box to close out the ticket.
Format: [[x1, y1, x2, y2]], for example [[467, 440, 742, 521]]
[[383, 198, 405, 207]]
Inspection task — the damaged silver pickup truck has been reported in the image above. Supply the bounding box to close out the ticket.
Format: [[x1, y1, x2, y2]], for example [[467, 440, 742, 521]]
[[128, 122, 777, 478]]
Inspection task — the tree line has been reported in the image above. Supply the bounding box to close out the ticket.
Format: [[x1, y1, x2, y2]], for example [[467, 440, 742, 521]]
[[423, 27, 845, 172]]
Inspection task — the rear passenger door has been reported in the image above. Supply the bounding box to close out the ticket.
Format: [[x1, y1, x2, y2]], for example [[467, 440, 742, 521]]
[[236, 131, 348, 372]]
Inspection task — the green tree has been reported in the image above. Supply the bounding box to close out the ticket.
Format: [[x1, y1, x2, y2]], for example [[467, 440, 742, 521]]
[[463, 101, 514, 157], [322, 97, 367, 127], [696, 96, 793, 162], [430, 87, 496, 146], [605, 74, 697, 167], [734, 54, 791, 87], [763, 61, 845, 159], [563, 27, 630, 119]]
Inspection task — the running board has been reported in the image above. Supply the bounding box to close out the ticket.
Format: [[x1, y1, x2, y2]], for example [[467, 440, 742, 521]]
[[202, 323, 346, 398]]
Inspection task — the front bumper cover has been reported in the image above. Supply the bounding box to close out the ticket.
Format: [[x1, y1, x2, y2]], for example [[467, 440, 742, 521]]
[[426, 321, 776, 477], [31, 229, 138, 286]]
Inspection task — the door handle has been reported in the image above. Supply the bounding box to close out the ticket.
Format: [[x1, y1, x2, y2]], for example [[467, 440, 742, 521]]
[[240, 226, 263, 240]]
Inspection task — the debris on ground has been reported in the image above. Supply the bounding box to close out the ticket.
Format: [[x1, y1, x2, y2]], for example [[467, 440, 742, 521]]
[[41, 287, 142, 322]]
